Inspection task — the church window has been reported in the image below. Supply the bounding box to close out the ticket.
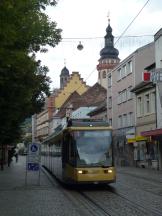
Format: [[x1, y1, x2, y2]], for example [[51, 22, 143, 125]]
[[103, 71, 106, 78]]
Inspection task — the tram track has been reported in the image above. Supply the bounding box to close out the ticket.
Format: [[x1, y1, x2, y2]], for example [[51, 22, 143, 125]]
[[105, 185, 162, 216], [42, 166, 112, 215], [76, 187, 154, 216], [117, 170, 162, 185], [42, 166, 162, 216]]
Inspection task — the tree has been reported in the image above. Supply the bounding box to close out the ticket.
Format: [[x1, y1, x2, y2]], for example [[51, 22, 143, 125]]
[[0, 0, 62, 161]]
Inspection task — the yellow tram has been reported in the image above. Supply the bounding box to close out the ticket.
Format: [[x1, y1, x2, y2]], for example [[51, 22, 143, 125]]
[[42, 119, 116, 185]]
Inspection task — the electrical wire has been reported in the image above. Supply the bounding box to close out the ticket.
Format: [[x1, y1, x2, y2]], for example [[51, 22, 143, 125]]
[[53, 0, 151, 102], [61, 34, 153, 42], [115, 0, 151, 45], [75, 0, 151, 86]]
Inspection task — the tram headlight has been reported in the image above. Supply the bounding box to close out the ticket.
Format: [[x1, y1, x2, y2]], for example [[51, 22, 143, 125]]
[[78, 170, 83, 174], [108, 169, 113, 173]]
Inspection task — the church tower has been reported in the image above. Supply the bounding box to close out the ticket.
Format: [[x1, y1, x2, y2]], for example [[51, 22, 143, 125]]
[[97, 18, 120, 88], [60, 66, 70, 89]]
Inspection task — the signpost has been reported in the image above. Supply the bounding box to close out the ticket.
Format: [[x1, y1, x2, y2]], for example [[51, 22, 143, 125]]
[[25, 142, 41, 185], [143, 68, 162, 83], [143, 68, 162, 107]]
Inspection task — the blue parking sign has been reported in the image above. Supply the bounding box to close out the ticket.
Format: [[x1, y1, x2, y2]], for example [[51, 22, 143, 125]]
[[27, 163, 39, 171]]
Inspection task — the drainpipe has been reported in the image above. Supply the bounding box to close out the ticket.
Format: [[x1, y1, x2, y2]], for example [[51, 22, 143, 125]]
[[155, 84, 160, 170], [1, 143, 4, 170]]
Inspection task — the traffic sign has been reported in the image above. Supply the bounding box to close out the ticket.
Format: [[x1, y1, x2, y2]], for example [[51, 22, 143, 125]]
[[30, 144, 38, 152], [27, 142, 41, 172], [28, 143, 40, 155], [25, 142, 41, 185], [143, 68, 162, 83], [27, 163, 39, 171]]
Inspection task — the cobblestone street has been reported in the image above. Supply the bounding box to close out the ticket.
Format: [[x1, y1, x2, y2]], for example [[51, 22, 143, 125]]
[[0, 156, 162, 216], [0, 156, 81, 216]]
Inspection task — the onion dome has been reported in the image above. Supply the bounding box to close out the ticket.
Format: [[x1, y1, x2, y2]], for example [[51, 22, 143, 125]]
[[99, 20, 119, 60], [60, 66, 69, 76]]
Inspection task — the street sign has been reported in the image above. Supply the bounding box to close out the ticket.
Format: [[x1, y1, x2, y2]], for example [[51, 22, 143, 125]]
[[143, 68, 162, 83], [25, 142, 41, 186], [27, 143, 41, 171], [27, 163, 39, 171]]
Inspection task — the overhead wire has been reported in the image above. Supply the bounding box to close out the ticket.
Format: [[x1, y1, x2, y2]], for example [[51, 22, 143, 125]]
[[75, 0, 151, 89]]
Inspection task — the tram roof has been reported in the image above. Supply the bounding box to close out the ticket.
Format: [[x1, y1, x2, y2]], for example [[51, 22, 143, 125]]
[[42, 119, 111, 144], [67, 119, 110, 127]]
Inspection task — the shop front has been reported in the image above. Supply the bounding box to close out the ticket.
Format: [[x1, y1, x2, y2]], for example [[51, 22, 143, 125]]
[[141, 128, 162, 170], [127, 136, 149, 168]]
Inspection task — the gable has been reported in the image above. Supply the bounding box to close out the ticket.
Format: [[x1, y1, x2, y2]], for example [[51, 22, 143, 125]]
[[54, 72, 88, 108]]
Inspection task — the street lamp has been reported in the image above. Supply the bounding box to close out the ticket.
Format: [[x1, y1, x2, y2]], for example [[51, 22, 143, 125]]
[[77, 41, 84, 50]]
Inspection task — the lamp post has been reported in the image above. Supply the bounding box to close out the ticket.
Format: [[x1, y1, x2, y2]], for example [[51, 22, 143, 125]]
[[77, 41, 84, 51], [66, 104, 73, 123]]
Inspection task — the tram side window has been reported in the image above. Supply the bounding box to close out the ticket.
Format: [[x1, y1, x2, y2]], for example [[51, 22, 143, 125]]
[[62, 133, 75, 166], [68, 136, 76, 165], [55, 140, 61, 156], [62, 133, 69, 165]]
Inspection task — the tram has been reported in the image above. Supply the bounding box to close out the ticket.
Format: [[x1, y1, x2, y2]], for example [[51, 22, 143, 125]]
[[41, 119, 116, 185]]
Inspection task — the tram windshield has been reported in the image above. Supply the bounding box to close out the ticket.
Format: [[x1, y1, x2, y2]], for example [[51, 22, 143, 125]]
[[73, 130, 113, 167]]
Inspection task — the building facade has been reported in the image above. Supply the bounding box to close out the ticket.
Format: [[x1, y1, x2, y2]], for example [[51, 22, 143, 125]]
[[107, 42, 155, 166], [131, 80, 156, 168]]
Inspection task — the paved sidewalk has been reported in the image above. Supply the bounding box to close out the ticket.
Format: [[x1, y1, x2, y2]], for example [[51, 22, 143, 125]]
[[0, 156, 80, 216], [117, 165, 162, 183], [1, 157, 162, 216]]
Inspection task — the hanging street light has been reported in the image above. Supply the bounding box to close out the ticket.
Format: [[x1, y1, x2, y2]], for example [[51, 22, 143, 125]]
[[77, 41, 84, 50]]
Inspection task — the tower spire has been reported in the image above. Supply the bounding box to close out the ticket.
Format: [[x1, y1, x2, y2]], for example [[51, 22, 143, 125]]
[[64, 58, 66, 66], [107, 11, 110, 25]]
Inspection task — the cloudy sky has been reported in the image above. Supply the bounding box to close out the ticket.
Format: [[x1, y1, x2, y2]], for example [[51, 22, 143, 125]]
[[36, 0, 162, 89]]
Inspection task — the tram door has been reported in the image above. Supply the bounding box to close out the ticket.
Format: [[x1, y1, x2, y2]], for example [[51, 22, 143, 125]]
[[62, 132, 68, 168], [62, 132, 76, 168]]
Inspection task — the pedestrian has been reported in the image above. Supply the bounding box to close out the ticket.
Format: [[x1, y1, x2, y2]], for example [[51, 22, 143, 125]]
[[14, 147, 19, 162]]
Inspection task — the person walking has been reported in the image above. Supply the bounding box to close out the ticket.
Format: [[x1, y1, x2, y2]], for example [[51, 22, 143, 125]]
[[14, 147, 19, 162]]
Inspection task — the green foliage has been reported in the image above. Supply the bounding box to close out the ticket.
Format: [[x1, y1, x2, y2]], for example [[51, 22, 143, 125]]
[[0, 0, 62, 145]]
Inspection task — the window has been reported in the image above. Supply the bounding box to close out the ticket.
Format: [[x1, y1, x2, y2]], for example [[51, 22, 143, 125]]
[[109, 119, 112, 126], [108, 96, 112, 108], [118, 115, 122, 128], [122, 65, 127, 77], [151, 91, 156, 113], [137, 96, 143, 116], [108, 73, 112, 87], [144, 94, 150, 114], [122, 89, 127, 102], [128, 61, 132, 74], [127, 86, 133, 100], [118, 92, 121, 104], [117, 68, 121, 81], [123, 114, 127, 127], [103, 71, 106, 78], [127, 112, 133, 126]]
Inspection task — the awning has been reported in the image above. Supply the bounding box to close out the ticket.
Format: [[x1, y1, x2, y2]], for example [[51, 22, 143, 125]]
[[127, 136, 147, 143], [141, 128, 162, 136]]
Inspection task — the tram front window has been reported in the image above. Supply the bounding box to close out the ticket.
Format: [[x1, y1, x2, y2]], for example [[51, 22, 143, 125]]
[[74, 130, 113, 167]]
